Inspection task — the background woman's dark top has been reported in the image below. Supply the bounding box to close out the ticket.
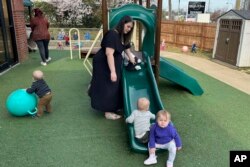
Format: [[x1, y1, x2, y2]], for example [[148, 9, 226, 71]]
[[90, 30, 130, 112], [30, 16, 50, 41]]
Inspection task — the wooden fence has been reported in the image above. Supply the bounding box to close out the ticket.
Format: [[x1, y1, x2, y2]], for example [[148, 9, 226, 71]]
[[161, 21, 217, 51], [48, 23, 217, 52]]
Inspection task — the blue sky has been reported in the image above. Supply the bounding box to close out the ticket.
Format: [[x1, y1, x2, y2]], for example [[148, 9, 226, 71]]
[[163, 0, 237, 12]]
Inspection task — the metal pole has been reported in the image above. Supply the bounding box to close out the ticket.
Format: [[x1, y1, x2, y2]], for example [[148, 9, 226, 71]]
[[168, 0, 172, 20], [154, 0, 163, 83], [178, 0, 180, 20], [208, 0, 210, 13]]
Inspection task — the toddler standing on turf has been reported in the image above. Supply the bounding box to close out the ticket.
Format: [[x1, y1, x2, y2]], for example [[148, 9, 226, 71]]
[[144, 110, 182, 167], [191, 41, 197, 53], [126, 97, 155, 143], [26, 70, 52, 117], [57, 40, 63, 50]]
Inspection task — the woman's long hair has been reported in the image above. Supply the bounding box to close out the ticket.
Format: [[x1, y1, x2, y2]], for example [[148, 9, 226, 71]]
[[33, 8, 43, 17], [114, 15, 134, 45]]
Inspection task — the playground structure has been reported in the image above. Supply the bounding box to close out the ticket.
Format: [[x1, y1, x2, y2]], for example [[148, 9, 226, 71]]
[[83, 0, 204, 153], [69, 28, 81, 59]]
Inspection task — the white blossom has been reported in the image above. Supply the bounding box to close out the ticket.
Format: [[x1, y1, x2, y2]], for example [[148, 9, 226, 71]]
[[48, 0, 93, 25]]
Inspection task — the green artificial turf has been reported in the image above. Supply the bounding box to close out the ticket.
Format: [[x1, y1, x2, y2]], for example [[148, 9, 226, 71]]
[[0, 50, 249, 167]]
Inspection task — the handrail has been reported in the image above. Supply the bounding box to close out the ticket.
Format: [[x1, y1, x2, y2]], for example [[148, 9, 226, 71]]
[[83, 26, 103, 76]]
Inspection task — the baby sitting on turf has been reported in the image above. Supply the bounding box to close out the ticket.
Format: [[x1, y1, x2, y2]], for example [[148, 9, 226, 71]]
[[125, 97, 155, 143], [26, 70, 52, 117], [144, 110, 182, 167]]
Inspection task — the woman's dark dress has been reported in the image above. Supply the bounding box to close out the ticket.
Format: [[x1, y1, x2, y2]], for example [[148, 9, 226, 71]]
[[90, 30, 130, 112]]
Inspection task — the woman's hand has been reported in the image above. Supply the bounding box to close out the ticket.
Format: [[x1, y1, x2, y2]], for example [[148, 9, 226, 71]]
[[106, 47, 117, 82], [129, 56, 136, 64], [125, 49, 136, 64], [110, 72, 117, 82]]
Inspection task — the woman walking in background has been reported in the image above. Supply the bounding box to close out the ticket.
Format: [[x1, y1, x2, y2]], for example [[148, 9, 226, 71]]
[[30, 8, 51, 66]]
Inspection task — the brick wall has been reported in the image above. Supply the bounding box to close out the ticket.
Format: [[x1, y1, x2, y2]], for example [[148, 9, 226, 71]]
[[11, 0, 28, 62]]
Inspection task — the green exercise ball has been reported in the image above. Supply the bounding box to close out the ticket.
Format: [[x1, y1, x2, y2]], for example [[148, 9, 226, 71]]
[[6, 89, 38, 116]]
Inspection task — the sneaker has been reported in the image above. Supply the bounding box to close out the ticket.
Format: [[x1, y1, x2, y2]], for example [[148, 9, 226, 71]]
[[41, 62, 47, 66], [31, 114, 40, 119], [105, 112, 121, 120], [166, 162, 173, 167], [135, 65, 141, 70], [46, 57, 52, 63], [137, 58, 142, 63], [144, 156, 157, 165]]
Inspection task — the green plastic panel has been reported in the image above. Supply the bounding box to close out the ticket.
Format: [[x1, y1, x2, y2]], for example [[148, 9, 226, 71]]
[[109, 4, 156, 57], [122, 53, 164, 153]]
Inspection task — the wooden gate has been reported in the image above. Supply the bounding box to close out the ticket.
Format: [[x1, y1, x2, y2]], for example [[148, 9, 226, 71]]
[[215, 19, 242, 65]]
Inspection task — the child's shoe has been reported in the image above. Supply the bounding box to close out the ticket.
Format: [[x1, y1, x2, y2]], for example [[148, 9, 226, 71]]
[[144, 155, 157, 165], [125, 57, 142, 71], [134, 65, 141, 70], [137, 58, 142, 63], [31, 114, 40, 119]]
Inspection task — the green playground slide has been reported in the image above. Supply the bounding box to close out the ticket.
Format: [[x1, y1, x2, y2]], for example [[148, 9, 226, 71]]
[[109, 4, 203, 153], [122, 54, 164, 153], [109, 4, 162, 153], [159, 57, 204, 96], [122, 56, 203, 153]]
